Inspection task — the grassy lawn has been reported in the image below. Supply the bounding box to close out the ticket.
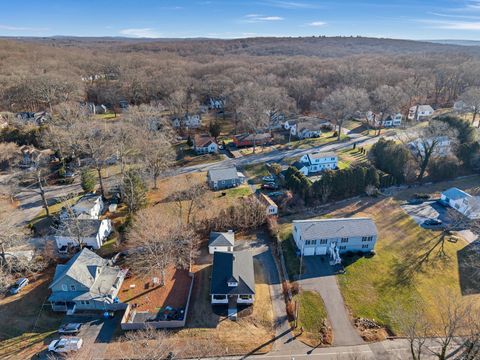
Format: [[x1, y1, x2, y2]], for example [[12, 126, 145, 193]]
[[293, 290, 330, 347], [0, 271, 63, 359], [279, 223, 301, 280], [279, 132, 348, 151], [331, 196, 480, 335], [176, 143, 224, 166], [223, 185, 252, 198], [337, 148, 370, 168], [29, 194, 82, 228], [242, 163, 271, 184]]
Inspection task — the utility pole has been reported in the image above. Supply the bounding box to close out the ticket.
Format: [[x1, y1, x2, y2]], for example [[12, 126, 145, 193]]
[[295, 239, 305, 328]]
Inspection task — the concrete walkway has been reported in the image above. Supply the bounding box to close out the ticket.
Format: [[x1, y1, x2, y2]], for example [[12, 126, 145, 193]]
[[299, 256, 364, 347]]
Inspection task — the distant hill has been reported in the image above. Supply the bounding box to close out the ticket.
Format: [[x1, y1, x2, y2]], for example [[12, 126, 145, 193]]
[[427, 40, 480, 47], [3, 36, 480, 58]]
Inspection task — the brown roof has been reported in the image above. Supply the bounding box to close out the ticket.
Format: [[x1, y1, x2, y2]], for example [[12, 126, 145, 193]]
[[259, 193, 277, 208], [194, 134, 216, 147], [234, 133, 272, 141]]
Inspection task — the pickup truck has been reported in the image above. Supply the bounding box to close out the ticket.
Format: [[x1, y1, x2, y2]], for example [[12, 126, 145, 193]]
[[48, 337, 83, 353]]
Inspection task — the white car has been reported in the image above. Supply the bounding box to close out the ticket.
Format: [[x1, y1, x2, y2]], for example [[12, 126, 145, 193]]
[[58, 323, 82, 335], [48, 337, 83, 353]]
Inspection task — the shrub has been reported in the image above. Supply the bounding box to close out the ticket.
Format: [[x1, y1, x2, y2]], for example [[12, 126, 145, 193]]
[[81, 169, 96, 193], [428, 156, 459, 181]]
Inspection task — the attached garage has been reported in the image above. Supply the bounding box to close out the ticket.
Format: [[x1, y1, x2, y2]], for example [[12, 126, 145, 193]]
[[315, 246, 327, 255], [303, 247, 315, 256]]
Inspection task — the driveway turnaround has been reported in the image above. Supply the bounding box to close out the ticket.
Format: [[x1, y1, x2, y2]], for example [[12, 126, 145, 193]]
[[299, 256, 364, 347]]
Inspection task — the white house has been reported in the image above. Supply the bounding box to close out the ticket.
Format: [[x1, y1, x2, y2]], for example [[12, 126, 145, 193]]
[[284, 118, 328, 139], [171, 114, 202, 129], [294, 151, 338, 176], [54, 219, 112, 251], [408, 136, 451, 157], [208, 230, 235, 254], [441, 188, 480, 220], [61, 194, 104, 220], [193, 134, 218, 154], [408, 105, 434, 121], [210, 251, 255, 306], [292, 218, 378, 256], [367, 112, 402, 127], [259, 193, 278, 216]]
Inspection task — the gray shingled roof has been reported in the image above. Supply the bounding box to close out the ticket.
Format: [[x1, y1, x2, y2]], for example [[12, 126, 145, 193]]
[[49, 249, 124, 303], [308, 151, 337, 160], [210, 251, 255, 295], [442, 187, 471, 200], [293, 218, 377, 240], [209, 231, 235, 247], [50, 248, 108, 289], [208, 167, 239, 182], [55, 219, 102, 238]]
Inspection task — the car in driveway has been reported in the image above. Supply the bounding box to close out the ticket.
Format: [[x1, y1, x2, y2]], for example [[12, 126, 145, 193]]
[[422, 218, 443, 227], [58, 323, 82, 335], [9, 278, 28, 295], [261, 182, 278, 190], [262, 175, 275, 182], [48, 337, 83, 353]]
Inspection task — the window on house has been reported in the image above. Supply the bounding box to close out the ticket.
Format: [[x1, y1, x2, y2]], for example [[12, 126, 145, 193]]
[[339, 245, 346, 250], [239, 295, 251, 300], [319, 239, 328, 244], [61, 284, 68, 291], [70, 285, 76, 291], [305, 240, 311, 245], [85, 301, 90, 305], [362, 244, 369, 249], [341, 238, 348, 243], [213, 295, 226, 300]]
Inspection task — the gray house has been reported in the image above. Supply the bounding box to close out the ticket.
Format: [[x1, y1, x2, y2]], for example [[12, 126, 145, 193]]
[[48, 248, 127, 313], [210, 251, 255, 306], [207, 167, 245, 190], [208, 230, 235, 254], [293, 217, 378, 256]]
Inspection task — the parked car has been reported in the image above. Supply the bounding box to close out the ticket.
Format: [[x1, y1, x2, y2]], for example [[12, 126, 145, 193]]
[[414, 193, 431, 200], [262, 183, 278, 190], [423, 218, 443, 226], [407, 198, 423, 205], [48, 337, 83, 353], [58, 323, 82, 335], [9, 278, 29, 295], [262, 175, 275, 182]]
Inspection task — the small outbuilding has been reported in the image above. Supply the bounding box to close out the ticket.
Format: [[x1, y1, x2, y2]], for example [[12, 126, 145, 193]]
[[208, 230, 235, 254]]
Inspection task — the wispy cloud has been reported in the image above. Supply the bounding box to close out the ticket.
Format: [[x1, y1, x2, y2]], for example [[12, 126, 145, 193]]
[[261, 0, 320, 9], [420, 19, 480, 31], [307, 21, 326, 27], [243, 14, 284, 22], [119, 28, 161, 38], [0, 24, 48, 31]]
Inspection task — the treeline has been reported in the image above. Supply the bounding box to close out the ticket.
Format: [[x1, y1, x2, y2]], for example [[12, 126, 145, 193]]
[[284, 166, 384, 204], [369, 115, 480, 183], [1, 37, 480, 116]]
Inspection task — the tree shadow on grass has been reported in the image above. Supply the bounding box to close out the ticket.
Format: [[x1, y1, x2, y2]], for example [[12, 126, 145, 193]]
[[457, 239, 480, 296], [389, 232, 452, 287]]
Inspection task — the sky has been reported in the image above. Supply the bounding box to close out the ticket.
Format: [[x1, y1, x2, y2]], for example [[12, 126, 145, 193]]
[[1, 0, 480, 40]]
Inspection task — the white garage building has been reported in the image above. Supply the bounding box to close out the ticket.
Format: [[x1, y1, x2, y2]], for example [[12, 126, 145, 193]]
[[440, 187, 480, 220], [208, 230, 235, 254], [292, 218, 378, 256]]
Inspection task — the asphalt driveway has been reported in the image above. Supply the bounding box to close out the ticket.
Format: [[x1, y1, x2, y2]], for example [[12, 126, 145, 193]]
[[299, 256, 364, 347]]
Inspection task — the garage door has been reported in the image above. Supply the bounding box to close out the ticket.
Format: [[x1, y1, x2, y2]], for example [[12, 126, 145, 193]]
[[315, 246, 327, 255], [303, 247, 315, 256]]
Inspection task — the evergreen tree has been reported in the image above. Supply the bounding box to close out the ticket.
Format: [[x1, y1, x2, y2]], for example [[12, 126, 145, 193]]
[[80, 169, 96, 193]]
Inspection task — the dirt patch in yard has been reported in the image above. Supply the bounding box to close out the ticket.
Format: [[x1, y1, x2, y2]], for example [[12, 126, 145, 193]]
[[118, 267, 191, 312]]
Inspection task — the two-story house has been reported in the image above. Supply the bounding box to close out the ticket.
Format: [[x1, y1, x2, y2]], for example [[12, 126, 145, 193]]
[[408, 105, 434, 121], [292, 217, 378, 256], [54, 219, 112, 251], [294, 151, 338, 176], [193, 134, 218, 154], [60, 194, 104, 220], [48, 248, 127, 314]]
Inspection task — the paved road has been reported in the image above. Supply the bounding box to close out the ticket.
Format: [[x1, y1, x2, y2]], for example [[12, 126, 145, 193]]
[[168, 134, 377, 176], [300, 256, 364, 347]]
